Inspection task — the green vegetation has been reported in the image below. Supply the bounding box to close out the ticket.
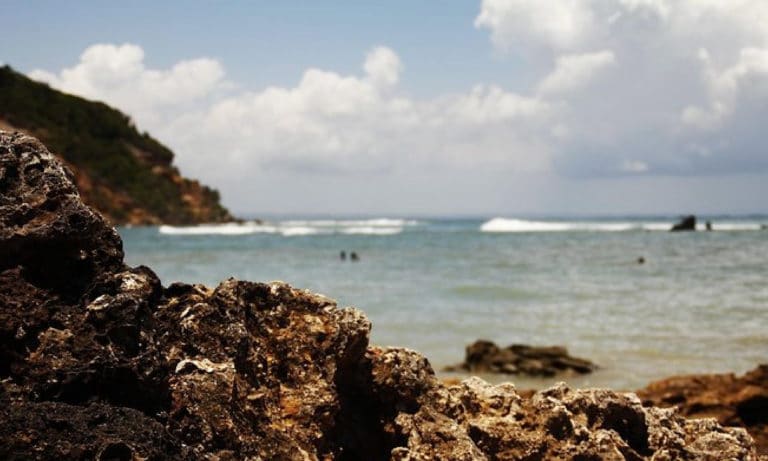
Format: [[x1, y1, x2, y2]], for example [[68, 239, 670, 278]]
[[0, 65, 231, 224]]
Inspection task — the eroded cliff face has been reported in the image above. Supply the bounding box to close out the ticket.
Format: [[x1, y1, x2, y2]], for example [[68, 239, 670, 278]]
[[0, 131, 762, 460]]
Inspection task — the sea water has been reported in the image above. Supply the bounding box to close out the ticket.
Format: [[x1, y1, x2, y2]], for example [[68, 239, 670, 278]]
[[120, 216, 768, 390]]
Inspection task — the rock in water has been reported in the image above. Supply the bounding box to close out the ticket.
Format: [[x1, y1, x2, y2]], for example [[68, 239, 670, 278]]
[[444, 339, 597, 376], [671, 215, 697, 231], [0, 131, 762, 459]]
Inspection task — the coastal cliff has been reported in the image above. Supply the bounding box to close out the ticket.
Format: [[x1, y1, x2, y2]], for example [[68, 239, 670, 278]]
[[0, 66, 233, 225], [0, 132, 763, 460]]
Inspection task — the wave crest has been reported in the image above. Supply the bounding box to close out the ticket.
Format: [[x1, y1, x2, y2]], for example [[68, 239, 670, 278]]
[[480, 217, 766, 233], [159, 218, 411, 236]]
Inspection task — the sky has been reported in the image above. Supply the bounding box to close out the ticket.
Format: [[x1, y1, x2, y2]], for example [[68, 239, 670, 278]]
[[4, 0, 768, 216]]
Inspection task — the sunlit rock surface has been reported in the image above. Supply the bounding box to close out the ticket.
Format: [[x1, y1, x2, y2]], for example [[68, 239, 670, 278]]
[[638, 365, 768, 456], [0, 131, 762, 459]]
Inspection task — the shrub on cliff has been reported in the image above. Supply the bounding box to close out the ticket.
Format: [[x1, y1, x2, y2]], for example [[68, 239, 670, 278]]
[[0, 65, 232, 224]]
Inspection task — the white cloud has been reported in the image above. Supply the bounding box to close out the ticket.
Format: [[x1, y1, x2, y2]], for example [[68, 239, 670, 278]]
[[475, 0, 595, 51], [30, 43, 556, 185], [169, 49, 554, 179], [27, 0, 768, 205], [30, 43, 225, 127], [477, 0, 768, 177], [363, 46, 402, 88], [537, 50, 615, 95], [682, 47, 768, 130]]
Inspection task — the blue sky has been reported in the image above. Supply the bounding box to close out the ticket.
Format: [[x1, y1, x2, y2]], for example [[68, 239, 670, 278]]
[[4, 2, 511, 96], [4, 1, 768, 216]]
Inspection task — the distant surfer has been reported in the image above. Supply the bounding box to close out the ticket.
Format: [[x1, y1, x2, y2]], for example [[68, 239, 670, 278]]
[[340, 251, 346, 261], [350, 252, 359, 262], [705, 221, 712, 231]]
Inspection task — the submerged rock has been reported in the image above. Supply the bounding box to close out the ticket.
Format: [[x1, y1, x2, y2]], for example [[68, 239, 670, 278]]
[[671, 215, 697, 231], [0, 131, 762, 459], [444, 339, 597, 376]]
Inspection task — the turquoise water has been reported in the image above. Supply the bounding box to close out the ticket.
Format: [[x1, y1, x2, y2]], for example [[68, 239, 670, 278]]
[[120, 216, 768, 390]]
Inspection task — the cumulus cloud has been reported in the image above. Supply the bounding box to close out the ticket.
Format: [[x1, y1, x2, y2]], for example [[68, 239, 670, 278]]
[[474, 0, 596, 52], [27, 0, 768, 201], [682, 47, 768, 130], [363, 46, 402, 88], [30, 43, 225, 127], [30, 42, 558, 186], [476, 0, 768, 177], [168, 49, 554, 180], [537, 50, 615, 95]]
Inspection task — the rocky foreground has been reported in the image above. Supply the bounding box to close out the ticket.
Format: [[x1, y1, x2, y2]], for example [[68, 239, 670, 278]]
[[638, 366, 768, 457], [0, 131, 763, 460]]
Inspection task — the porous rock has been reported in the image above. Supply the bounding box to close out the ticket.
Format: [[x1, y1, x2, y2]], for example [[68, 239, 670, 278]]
[[0, 130, 762, 459], [0, 132, 124, 298], [638, 365, 768, 456]]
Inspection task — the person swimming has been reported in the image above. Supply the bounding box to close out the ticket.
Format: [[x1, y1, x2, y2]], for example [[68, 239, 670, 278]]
[[350, 252, 359, 262]]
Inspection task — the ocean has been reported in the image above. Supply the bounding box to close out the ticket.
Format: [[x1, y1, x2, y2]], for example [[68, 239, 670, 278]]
[[119, 216, 768, 391]]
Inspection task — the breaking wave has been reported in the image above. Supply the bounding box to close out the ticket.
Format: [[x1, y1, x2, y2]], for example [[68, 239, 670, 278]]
[[480, 218, 766, 233], [159, 218, 417, 237]]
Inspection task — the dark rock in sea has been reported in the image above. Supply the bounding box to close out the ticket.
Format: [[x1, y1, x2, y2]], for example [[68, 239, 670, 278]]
[[671, 214, 697, 231], [0, 131, 762, 459], [637, 365, 768, 456], [444, 339, 597, 376]]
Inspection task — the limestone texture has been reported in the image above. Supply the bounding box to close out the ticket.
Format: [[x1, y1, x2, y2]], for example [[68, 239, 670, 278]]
[[638, 365, 768, 456], [0, 131, 763, 459]]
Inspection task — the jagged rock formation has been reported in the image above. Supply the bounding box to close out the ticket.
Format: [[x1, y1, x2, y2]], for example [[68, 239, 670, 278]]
[[638, 365, 768, 456], [444, 339, 596, 377], [0, 132, 762, 460], [0, 66, 234, 225]]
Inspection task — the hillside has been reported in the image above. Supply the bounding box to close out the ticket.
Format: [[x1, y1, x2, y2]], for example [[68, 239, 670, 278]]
[[0, 65, 234, 225]]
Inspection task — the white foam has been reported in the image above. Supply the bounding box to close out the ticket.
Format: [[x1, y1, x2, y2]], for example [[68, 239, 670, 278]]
[[280, 226, 323, 236], [478, 218, 648, 232], [481, 218, 572, 233], [478, 218, 758, 233], [281, 218, 417, 227], [159, 218, 409, 237], [159, 222, 277, 235], [704, 222, 764, 231], [641, 223, 672, 231], [341, 226, 403, 235]]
